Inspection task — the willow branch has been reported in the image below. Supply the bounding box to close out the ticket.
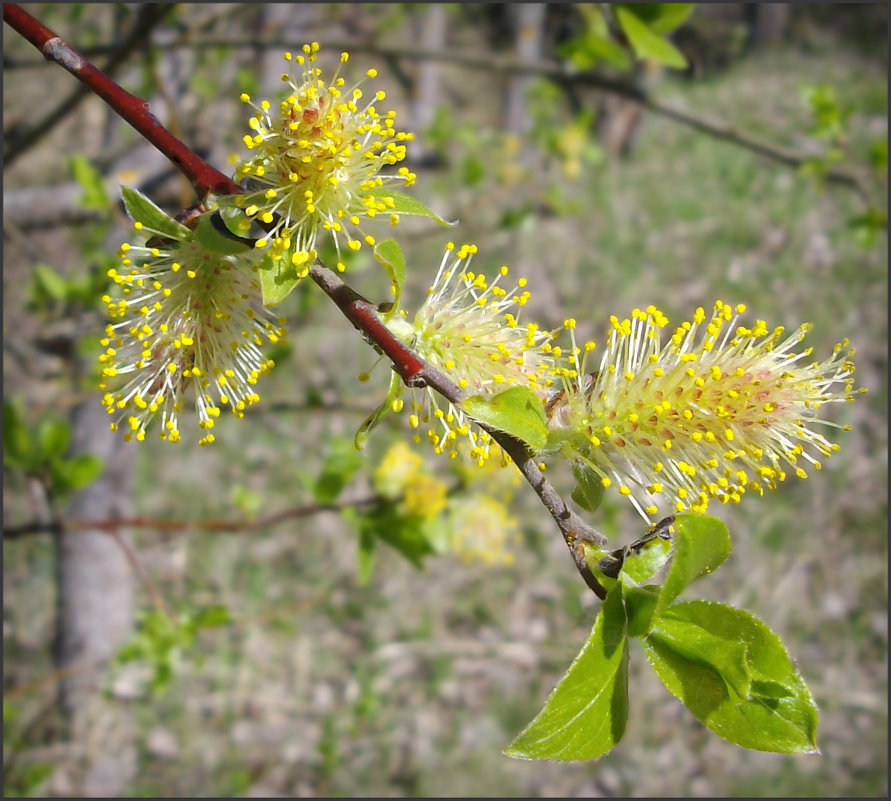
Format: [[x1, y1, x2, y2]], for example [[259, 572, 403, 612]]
[[310, 261, 608, 597], [2, 4, 240, 200], [5, 4, 607, 598]]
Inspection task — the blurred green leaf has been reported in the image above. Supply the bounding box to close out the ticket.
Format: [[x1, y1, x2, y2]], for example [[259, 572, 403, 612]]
[[50, 454, 104, 494], [121, 186, 192, 241], [644, 601, 819, 753], [505, 585, 629, 761], [848, 207, 888, 248], [70, 155, 109, 210], [359, 506, 434, 569], [655, 513, 731, 618], [462, 386, 549, 452], [558, 5, 632, 71], [357, 527, 377, 584], [868, 137, 888, 173], [191, 605, 233, 628], [373, 239, 406, 311], [620, 3, 694, 35], [3, 400, 32, 470], [37, 418, 71, 463], [31, 263, 69, 306], [614, 6, 688, 69], [313, 438, 366, 503]]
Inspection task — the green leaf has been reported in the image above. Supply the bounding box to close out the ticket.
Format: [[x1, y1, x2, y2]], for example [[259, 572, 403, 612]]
[[363, 188, 455, 227], [868, 137, 888, 173], [559, 5, 632, 71], [570, 463, 605, 513], [614, 6, 688, 69], [655, 513, 730, 617], [505, 585, 629, 761], [313, 438, 366, 504], [462, 386, 549, 452], [258, 250, 301, 307], [193, 211, 255, 255], [32, 263, 69, 304], [355, 372, 403, 450], [70, 155, 109, 210], [120, 185, 192, 241], [647, 615, 751, 700], [644, 601, 819, 753], [50, 454, 104, 493], [191, 605, 233, 628], [38, 418, 71, 462], [619, 533, 672, 586], [373, 239, 406, 312], [360, 506, 434, 569], [3, 400, 32, 470], [619, 3, 694, 35], [623, 585, 660, 638]]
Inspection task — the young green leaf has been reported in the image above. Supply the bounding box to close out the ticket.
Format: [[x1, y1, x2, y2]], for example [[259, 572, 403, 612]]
[[193, 211, 255, 255], [655, 513, 730, 618], [258, 250, 300, 307], [120, 186, 192, 241], [570, 463, 605, 513], [373, 239, 407, 312], [643, 601, 819, 753], [363, 188, 455, 227], [355, 372, 403, 450], [647, 615, 751, 700], [614, 6, 689, 69], [505, 586, 629, 761], [619, 534, 672, 586], [462, 386, 549, 452]]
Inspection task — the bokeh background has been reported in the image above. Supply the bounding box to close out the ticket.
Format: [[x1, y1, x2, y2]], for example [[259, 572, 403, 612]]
[[3, 4, 887, 797]]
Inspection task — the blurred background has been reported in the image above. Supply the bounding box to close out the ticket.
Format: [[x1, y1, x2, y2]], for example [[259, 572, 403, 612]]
[[3, 3, 887, 797]]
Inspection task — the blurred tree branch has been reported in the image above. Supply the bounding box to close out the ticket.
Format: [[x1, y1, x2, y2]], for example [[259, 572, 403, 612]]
[[4, 31, 874, 201], [3, 4, 172, 166]]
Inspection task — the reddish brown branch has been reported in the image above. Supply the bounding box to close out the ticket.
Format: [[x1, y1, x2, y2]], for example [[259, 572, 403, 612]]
[[4, 4, 607, 598], [2, 3, 240, 199]]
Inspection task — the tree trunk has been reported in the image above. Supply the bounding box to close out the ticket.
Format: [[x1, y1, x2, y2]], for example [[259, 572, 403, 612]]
[[504, 4, 546, 136], [54, 396, 136, 796]]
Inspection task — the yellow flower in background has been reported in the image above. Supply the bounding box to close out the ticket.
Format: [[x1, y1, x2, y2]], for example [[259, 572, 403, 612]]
[[384, 242, 556, 466], [98, 224, 286, 445], [232, 42, 415, 275], [547, 301, 862, 521], [448, 495, 520, 567]]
